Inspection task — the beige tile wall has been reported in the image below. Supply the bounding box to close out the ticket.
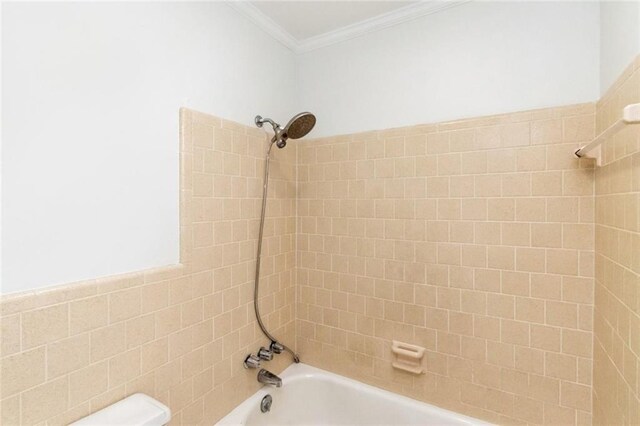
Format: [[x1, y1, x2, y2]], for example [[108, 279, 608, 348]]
[[295, 104, 597, 425], [5, 77, 634, 426], [592, 55, 640, 425], [0, 108, 298, 425]]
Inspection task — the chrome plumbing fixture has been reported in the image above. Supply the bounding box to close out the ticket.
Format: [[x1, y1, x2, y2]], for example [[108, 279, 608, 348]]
[[257, 369, 282, 388], [255, 112, 316, 149], [261, 395, 273, 413], [244, 354, 261, 369], [270, 341, 284, 355], [252, 112, 316, 364], [258, 347, 274, 361]]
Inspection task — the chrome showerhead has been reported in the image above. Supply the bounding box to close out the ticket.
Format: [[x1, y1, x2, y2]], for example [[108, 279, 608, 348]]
[[283, 112, 316, 140], [255, 112, 316, 148]]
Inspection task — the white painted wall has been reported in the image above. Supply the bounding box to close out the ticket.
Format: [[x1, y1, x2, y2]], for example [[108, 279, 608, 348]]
[[2, 2, 297, 294], [600, 1, 640, 94], [2, 1, 608, 294], [297, 1, 600, 137]]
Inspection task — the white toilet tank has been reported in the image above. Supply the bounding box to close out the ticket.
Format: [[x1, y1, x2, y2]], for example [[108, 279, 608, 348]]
[[70, 393, 171, 426]]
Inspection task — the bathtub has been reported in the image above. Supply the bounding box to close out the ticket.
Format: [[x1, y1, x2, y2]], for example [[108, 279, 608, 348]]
[[216, 363, 491, 425]]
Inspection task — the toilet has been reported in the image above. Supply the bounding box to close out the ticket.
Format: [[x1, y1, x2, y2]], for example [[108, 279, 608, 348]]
[[70, 394, 171, 426]]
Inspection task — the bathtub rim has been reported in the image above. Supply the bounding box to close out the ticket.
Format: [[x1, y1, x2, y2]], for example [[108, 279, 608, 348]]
[[216, 362, 493, 425]]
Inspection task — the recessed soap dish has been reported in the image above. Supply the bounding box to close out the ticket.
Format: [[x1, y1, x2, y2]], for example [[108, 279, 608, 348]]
[[391, 340, 425, 374]]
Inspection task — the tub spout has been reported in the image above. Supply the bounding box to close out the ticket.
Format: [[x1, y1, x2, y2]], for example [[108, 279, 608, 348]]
[[257, 369, 282, 388]]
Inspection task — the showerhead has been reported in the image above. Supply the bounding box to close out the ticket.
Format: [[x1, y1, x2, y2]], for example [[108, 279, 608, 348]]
[[284, 112, 316, 140], [255, 112, 316, 148]]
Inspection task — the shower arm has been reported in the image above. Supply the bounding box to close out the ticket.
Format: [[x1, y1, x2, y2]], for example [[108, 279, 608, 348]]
[[255, 116, 281, 133], [253, 140, 300, 363]]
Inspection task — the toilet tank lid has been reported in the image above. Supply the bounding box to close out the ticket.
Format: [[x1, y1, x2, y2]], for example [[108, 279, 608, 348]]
[[70, 393, 171, 426]]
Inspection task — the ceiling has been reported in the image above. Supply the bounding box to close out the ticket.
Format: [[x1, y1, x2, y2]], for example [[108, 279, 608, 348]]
[[230, 1, 468, 53], [250, 1, 417, 41]]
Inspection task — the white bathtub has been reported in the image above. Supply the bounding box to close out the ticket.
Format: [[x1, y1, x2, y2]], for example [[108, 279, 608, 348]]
[[216, 363, 491, 425]]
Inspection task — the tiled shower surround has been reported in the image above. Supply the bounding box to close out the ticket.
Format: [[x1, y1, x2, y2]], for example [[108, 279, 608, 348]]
[[0, 110, 298, 425], [295, 104, 597, 424], [0, 58, 638, 425], [592, 57, 640, 425]]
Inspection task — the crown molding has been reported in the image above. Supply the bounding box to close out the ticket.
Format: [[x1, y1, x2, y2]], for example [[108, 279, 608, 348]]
[[229, 1, 471, 55], [297, 1, 471, 53], [227, 1, 299, 52]]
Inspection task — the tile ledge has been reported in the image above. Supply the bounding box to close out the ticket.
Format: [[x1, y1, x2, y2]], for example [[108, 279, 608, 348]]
[[0, 264, 185, 314]]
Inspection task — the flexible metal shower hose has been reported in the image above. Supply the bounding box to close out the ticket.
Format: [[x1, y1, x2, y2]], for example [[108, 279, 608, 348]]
[[253, 140, 300, 363]]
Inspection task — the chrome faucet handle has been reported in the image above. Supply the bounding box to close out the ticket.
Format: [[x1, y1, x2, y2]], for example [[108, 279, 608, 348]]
[[270, 341, 284, 354], [244, 354, 261, 369], [258, 347, 273, 361]]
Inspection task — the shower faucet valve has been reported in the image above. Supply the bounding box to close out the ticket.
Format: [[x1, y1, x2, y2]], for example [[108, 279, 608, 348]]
[[244, 354, 261, 369], [258, 347, 274, 361], [270, 341, 284, 354]]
